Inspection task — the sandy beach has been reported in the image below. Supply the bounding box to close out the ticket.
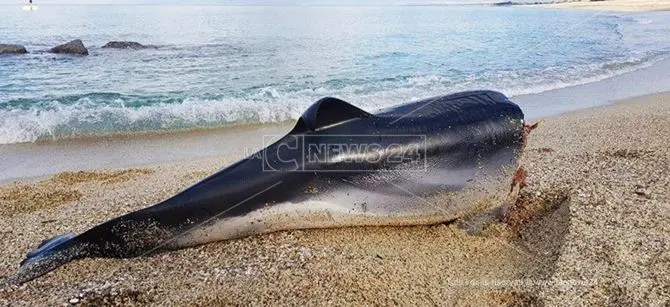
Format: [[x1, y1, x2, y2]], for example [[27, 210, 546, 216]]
[[0, 91, 668, 305], [540, 0, 670, 12]]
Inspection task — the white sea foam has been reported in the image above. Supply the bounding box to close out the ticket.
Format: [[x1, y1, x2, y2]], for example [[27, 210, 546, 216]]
[[635, 18, 653, 25], [0, 53, 665, 145]]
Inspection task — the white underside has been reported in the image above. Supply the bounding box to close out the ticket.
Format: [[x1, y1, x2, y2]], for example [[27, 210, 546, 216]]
[[173, 172, 514, 248]]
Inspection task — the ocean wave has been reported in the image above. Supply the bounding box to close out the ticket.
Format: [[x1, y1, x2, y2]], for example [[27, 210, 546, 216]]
[[0, 52, 666, 145], [0, 96, 308, 144]]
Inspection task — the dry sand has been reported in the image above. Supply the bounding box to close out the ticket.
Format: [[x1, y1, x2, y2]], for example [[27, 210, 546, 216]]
[[540, 0, 670, 12], [0, 92, 669, 306]]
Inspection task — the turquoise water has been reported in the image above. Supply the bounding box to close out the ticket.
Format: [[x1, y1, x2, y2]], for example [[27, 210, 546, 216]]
[[1, 5, 669, 144]]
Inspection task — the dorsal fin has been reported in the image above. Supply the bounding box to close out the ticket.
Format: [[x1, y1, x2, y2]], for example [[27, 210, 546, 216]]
[[296, 97, 372, 132]]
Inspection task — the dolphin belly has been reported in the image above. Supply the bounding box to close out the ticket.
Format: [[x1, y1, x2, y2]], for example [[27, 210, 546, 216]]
[[177, 154, 517, 248]]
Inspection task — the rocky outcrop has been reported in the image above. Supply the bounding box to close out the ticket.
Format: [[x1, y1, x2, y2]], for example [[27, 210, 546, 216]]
[[0, 44, 28, 54], [492, 1, 514, 5], [102, 41, 147, 50], [50, 39, 89, 56], [492, 1, 553, 6]]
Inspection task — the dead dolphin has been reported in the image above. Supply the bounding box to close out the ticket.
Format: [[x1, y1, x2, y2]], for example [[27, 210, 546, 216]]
[[7, 90, 528, 284]]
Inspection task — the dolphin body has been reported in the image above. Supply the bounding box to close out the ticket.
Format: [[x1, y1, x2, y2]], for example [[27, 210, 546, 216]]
[[8, 90, 526, 284]]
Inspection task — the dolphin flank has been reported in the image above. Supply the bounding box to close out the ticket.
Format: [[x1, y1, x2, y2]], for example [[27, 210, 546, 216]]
[[7, 90, 529, 284]]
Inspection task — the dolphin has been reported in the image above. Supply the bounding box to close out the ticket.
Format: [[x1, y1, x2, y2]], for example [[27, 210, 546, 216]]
[[6, 90, 528, 284]]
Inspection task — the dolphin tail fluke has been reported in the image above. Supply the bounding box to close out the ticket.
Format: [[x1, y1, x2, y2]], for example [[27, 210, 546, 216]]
[[4, 233, 86, 285]]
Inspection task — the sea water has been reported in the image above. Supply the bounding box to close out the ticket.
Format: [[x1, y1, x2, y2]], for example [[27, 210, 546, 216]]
[[1, 4, 669, 144]]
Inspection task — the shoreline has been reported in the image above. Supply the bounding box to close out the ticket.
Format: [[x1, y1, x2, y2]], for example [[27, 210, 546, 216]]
[[3, 55, 670, 182], [537, 0, 670, 12], [1, 90, 668, 305]]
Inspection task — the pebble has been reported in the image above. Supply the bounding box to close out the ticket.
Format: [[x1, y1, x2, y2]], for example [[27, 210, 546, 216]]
[[634, 187, 651, 198]]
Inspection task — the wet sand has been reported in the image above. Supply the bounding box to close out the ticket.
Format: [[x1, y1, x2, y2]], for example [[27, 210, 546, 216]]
[[0, 92, 669, 305]]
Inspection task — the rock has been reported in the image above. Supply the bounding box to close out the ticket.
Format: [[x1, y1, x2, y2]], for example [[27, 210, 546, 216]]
[[102, 41, 147, 50], [0, 44, 28, 54], [50, 39, 88, 56], [68, 297, 80, 304]]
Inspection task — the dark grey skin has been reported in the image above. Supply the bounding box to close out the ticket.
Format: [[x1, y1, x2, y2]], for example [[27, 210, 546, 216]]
[[4, 90, 525, 285]]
